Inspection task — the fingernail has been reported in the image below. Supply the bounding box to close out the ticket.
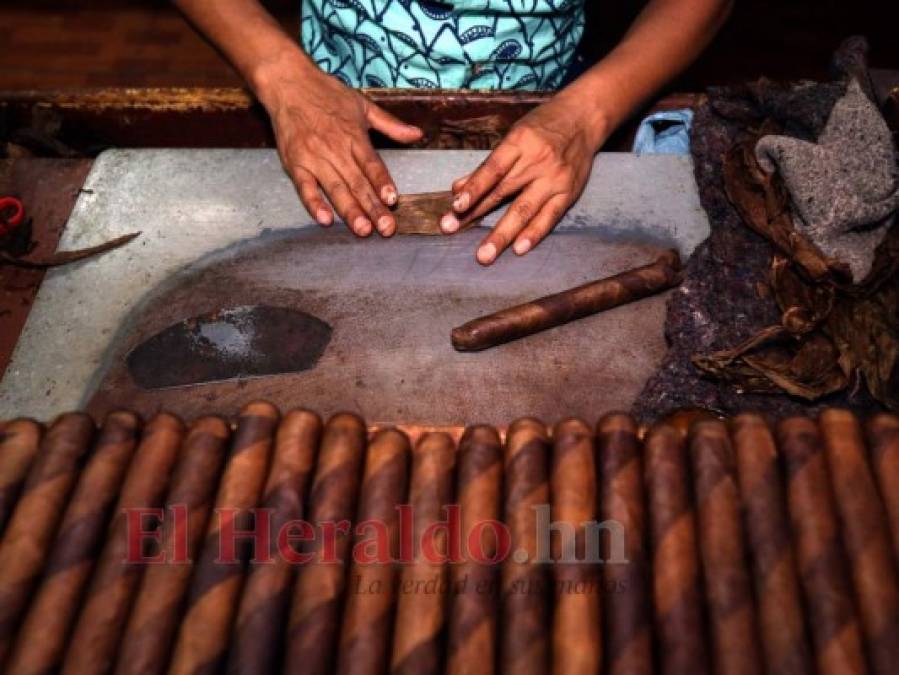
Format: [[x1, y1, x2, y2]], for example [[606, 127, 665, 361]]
[[513, 238, 532, 255], [316, 209, 332, 226], [354, 217, 372, 237], [440, 213, 460, 234], [477, 243, 497, 265], [377, 215, 393, 234], [382, 186, 397, 206], [453, 192, 469, 212]]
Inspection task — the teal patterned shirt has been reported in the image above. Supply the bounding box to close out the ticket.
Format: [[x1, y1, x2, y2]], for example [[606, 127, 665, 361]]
[[301, 0, 586, 90]]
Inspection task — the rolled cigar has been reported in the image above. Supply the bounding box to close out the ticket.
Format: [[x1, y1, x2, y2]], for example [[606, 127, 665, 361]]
[[167, 401, 278, 675], [643, 424, 708, 675], [8, 411, 141, 675], [0, 412, 94, 669], [732, 414, 812, 675], [500, 418, 551, 675], [337, 428, 411, 675], [777, 417, 866, 675], [62, 413, 185, 675], [390, 432, 456, 675], [451, 250, 681, 352], [228, 409, 322, 675], [447, 425, 503, 675], [819, 409, 899, 675], [551, 418, 601, 675], [285, 412, 367, 675], [597, 413, 651, 675], [864, 414, 899, 563], [112, 416, 229, 675], [0, 419, 42, 536], [690, 420, 762, 675]]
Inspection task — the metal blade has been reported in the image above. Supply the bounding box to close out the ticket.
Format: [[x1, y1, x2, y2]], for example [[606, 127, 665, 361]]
[[126, 305, 332, 389]]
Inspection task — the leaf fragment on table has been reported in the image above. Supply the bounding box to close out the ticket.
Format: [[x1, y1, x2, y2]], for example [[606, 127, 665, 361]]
[[0, 232, 140, 268]]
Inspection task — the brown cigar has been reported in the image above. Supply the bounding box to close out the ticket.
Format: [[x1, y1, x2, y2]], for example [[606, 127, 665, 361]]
[[644, 423, 708, 675], [0, 412, 94, 669], [551, 418, 601, 675], [732, 414, 812, 675], [112, 415, 229, 675], [451, 250, 681, 352], [390, 432, 456, 675], [61, 413, 185, 675], [819, 409, 899, 675], [8, 411, 141, 675], [777, 417, 866, 675], [597, 413, 651, 675], [228, 409, 322, 675], [0, 419, 42, 537], [167, 402, 278, 675], [864, 414, 899, 563], [447, 425, 503, 675], [500, 418, 551, 675], [286, 412, 367, 675], [690, 420, 762, 675], [337, 428, 411, 675]]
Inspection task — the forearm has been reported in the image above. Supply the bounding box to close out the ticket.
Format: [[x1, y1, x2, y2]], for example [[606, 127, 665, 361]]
[[173, 0, 318, 106], [561, 0, 734, 144]]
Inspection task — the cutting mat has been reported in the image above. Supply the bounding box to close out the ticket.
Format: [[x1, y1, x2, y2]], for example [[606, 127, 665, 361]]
[[0, 149, 709, 425]]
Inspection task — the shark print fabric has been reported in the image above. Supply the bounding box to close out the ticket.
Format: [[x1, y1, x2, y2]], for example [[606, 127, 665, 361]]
[[301, 0, 586, 90]]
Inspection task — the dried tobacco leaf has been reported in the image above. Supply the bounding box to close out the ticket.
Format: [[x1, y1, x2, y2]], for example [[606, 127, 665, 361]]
[[392, 191, 482, 235], [0, 232, 140, 268]]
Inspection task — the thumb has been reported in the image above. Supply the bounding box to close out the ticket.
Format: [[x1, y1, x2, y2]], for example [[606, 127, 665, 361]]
[[366, 102, 423, 144]]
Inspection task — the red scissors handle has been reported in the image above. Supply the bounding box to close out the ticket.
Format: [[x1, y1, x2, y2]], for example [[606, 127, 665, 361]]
[[0, 197, 25, 236]]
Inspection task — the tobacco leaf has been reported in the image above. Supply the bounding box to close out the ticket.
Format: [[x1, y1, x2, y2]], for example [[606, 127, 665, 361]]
[[392, 191, 482, 235], [0, 232, 140, 268]]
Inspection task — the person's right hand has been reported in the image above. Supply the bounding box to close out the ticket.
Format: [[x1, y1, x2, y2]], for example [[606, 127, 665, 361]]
[[258, 58, 423, 237]]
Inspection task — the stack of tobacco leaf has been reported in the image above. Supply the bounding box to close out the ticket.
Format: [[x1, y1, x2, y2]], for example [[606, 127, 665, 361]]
[[634, 37, 898, 421]]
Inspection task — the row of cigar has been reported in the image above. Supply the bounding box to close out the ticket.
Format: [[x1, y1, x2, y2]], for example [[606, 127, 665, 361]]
[[0, 404, 898, 675]]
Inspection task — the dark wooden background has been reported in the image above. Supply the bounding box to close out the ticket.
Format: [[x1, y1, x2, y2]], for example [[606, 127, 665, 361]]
[[3, 0, 898, 90]]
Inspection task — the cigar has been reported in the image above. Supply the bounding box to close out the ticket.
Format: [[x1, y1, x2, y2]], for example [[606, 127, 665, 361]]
[[8, 411, 141, 675], [0, 412, 94, 669], [551, 418, 601, 675], [112, 415, 229, 675], [337, 428, 411, 675], [597, 413, 651, 675], [864, 414, 899, 563], [690, 420, 762, 675], [732, 414, 812, 675], [777, 417, 866, 675], [819, 409, 899, 675], [285, 412, 367, 675], [451, 250, 681, 352], [390, 432, 456, 675], [500, 418, 551, 675], [228, 409, 322, 675], [0, 419, 42, 536], [643, 424, 708, 675], [62, 413, 185, 675], [447, 426, 503, 675], [167, 401, 279, 675]]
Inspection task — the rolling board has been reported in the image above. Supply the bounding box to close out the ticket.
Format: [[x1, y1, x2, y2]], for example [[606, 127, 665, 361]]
[[0, 149, 710, 424]]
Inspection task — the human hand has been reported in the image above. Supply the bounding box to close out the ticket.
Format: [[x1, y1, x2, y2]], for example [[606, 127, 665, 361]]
[[260, 59, 423, 237], [441, 92, 608, 264]]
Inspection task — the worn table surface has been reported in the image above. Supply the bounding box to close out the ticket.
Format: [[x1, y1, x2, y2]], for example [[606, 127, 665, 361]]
[[0, 149, 710, 424]]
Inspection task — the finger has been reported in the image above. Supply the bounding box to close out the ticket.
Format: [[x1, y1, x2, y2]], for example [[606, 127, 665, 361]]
[[441, 168, 526, 234], [339, 155, 395, 236], [365, 102, 423, 144], [451, 143, 520, 213], [316, 162, 372, 237], [291, 166, 333, 226], [476, 183, 554, 265], [451, 172, 472, 196], [511, 194, 570, 256], [353, 142, 399, 208]]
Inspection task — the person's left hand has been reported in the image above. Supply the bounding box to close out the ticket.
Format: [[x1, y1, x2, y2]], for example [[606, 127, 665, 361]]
[[440, 92, 609, 264]]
